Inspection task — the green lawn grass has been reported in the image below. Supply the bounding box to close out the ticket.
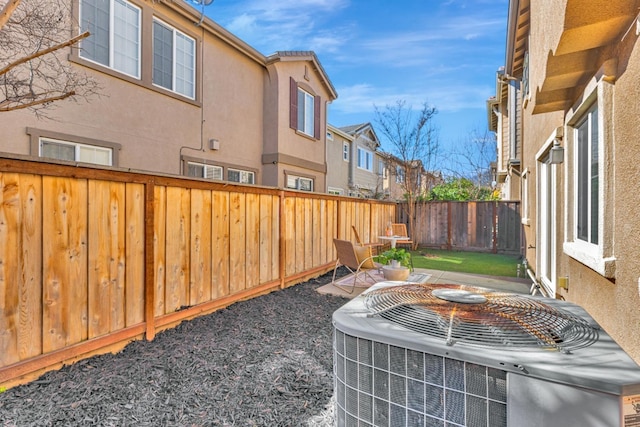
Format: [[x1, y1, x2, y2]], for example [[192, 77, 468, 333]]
[[410, 248, 523, 277]]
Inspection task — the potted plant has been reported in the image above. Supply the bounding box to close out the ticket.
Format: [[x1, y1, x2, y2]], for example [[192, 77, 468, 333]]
[[379, 248, 411, 281], [379, 248, 411, 269]]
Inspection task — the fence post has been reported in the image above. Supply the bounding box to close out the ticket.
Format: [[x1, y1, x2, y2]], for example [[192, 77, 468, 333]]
[[144, 178, 156, 341], [279, 190, 286, 289], [447, 201, 452, 250], [492, 201, 498, 254], [336, 198, 341, 240]]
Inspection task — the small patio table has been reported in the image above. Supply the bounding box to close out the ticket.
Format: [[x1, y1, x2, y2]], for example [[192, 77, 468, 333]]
[[378, 235, 410, 249]]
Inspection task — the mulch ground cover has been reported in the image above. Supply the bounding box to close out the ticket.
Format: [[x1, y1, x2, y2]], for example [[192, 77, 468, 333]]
[[0, 269, 350, 426]]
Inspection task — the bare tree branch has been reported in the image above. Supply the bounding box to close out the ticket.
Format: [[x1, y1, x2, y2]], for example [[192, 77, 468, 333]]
[[0, 0, 21, 30], [0, 90, 75, 111], [0, 0, 100, 116], [375, 100, 440, 249], [445, 126, 497, 188], [0, 31, 89, 76]]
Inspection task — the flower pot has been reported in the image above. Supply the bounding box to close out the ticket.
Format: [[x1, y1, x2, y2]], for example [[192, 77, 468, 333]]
[[382, 265, 410, 281]]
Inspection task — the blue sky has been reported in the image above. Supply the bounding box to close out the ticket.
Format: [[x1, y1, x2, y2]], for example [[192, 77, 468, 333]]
[[203, 0, 507, 157]]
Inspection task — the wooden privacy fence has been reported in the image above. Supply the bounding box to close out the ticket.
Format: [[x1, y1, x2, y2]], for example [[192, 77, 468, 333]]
[[398, 201, 522, 254], [0, 156, 395, 387]]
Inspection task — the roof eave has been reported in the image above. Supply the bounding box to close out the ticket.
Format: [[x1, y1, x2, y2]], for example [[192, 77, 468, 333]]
[[533, 0, 639, 113], [266, 51, 338, 101], [163, 1, 266, 66], [505, 0, 530, 77]]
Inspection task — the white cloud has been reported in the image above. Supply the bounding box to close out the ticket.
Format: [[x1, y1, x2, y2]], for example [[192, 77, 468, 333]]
[[216, 0, 350, 54], [243, 0, 347, 17], [426, 84, 494, 112], [332, 81, 493, 117], [309, 34, 345, 53], [332, 84, 433, 116], [225, 13, 258, 35]]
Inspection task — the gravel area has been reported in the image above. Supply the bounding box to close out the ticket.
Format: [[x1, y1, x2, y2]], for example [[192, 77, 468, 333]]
[[0, 269, 350, 426]]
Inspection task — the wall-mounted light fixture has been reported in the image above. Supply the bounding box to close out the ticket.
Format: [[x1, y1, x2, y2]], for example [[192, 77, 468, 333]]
[[550, 139, 564, 164], [549, 127, 564, 164]]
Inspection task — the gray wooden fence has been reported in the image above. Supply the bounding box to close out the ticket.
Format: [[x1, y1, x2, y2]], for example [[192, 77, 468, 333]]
[[397, 201, 522, 254]]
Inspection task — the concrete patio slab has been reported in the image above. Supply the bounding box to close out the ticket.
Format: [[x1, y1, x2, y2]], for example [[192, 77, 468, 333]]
[[316, 268, 532, 298]]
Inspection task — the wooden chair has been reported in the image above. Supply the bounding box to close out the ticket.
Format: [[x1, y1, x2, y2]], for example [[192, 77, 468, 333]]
[[391, 223, 415, 270], [391, 223, 413, 248], [331, 238, 382, 294], [351, 225, 388, 254]]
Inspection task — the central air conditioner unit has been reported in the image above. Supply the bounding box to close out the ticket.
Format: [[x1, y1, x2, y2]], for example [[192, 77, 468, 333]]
[[333, 283, 640, 427]]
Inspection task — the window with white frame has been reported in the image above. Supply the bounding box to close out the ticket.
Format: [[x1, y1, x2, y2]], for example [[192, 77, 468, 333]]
[[228, 168, 255, 184], [563, 79, 615, 278], [40, 138, 113, 166], [153, 19, 196, 99], [297, 88, 315, 137], [80, 0, 141, 78], [187, 162, 223, 180], [357, 147, 373, 171], [287, 175, 313, 191], [537, 155, 556, 293], [575, 104, 599, 245], [396, 166, 405, 183], [508, 80, 520, 159], [522, 51, 530, 99], [521, 168, 529, 225], [327, 187, 343, 195], [378, 159, 386, 177], [343, 143, 349, 162]]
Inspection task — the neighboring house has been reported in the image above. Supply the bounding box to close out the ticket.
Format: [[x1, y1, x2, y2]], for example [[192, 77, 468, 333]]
[[383, 154, 442, 202], [486, 67, 522, 201], [500, 0, 640, 362], [1, 0, 337, 191], [325, 124, 353, 195], [339, 123, 387, 198]]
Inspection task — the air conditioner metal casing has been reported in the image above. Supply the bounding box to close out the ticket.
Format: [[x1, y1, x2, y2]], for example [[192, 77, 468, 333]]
[[333, 282, 640, 427]]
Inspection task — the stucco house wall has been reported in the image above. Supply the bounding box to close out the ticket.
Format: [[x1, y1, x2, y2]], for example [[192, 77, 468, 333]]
[[326, 125, 352, 195], [339, 123, 385, 198], [1, 0, 336, 192], [504, 0, 640, 361], [262, 54, 335, 191]]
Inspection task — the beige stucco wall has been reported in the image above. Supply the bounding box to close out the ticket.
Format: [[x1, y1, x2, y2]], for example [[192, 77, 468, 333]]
[[199, 30, 266, 178], [1, 68, 204, 175], [1, 0, 336, 194], [1, 0, 266, 178], [263, 59, 331, 191], [350, 138, 380, 195], [521, 0, 583, 284], [325, 130, 351, 194], [565, 25, 640, 362], [518, 0, 640, 362]]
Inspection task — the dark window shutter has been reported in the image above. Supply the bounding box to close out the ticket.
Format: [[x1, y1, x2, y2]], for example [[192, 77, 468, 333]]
[[313, 95, 321, 139], [290, 77, 298, 130]]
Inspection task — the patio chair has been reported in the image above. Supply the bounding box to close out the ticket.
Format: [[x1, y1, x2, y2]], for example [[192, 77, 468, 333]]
[[391, 223, 415, 271], [331, 238, 383, 294], [391, 223, 414, 249], [351, 225, 388, 255]]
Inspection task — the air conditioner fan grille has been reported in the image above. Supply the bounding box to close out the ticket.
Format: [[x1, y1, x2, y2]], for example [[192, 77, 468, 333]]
[[364, 284, 599, 352]]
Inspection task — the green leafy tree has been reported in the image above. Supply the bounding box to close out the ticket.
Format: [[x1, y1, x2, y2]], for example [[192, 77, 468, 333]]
[[427, 177, 498, 201]]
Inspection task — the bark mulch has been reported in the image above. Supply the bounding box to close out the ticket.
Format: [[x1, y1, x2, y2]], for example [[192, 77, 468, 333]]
[[0, 269, 351, 426]]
